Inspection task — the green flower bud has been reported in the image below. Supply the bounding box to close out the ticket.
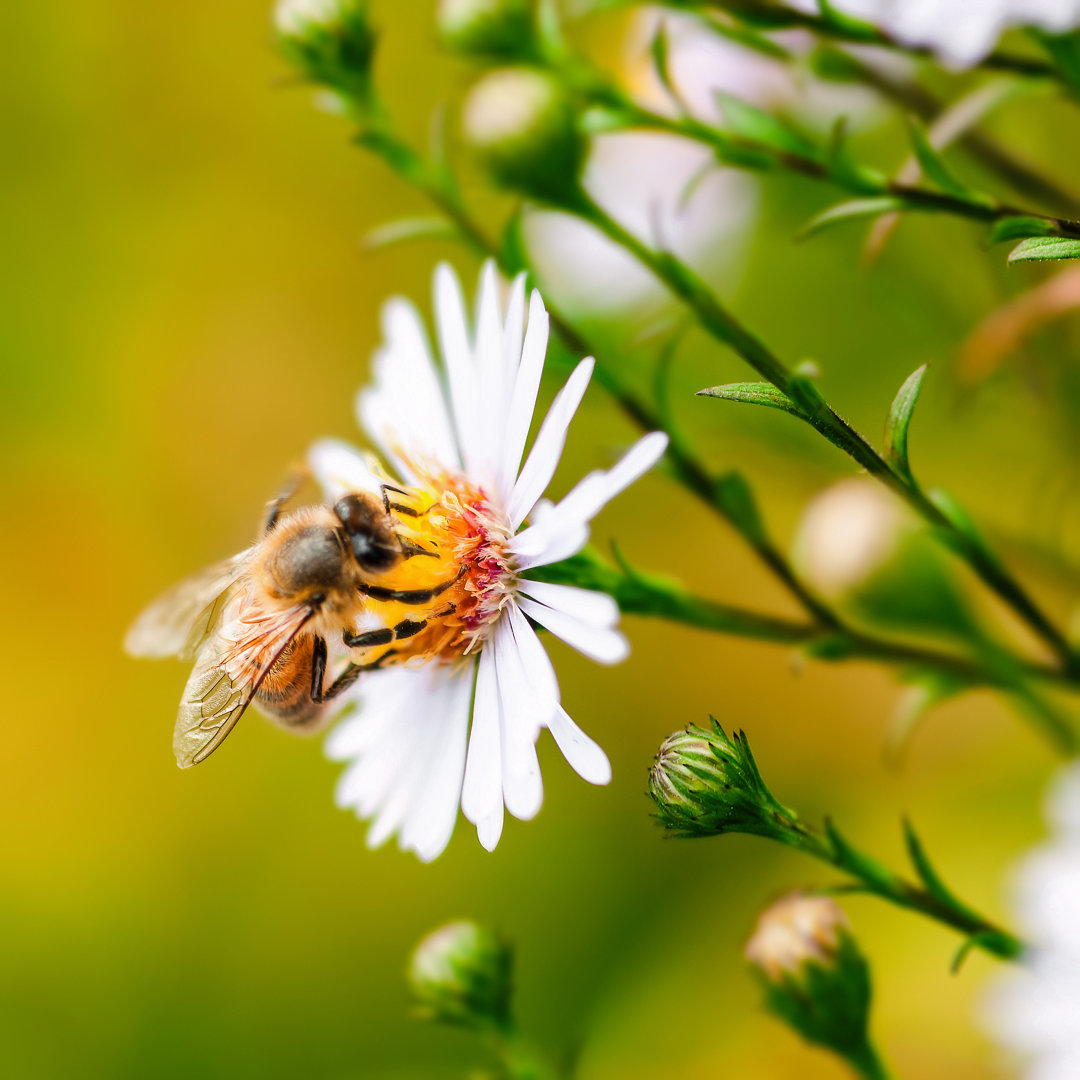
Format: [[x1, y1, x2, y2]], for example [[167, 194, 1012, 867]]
[[793, 477, 973, 638], [408, 920, 512, 1030], [649, 720, 805, 844], [274, 0, 376, 106], [462, 66, 584, 203], [746, 894, 882, 1073], [437, 0, 537, 61]]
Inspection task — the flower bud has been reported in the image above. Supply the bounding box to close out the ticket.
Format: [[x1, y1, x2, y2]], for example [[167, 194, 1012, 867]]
[[437, 0, 537, 61], [793, 477, 972, 637], [274, 0, 376, 105], [649, 720, 803, 843], [462, 67, 584, 203], [746, 894, 878, 1066], [408, 920, 512, 1030]]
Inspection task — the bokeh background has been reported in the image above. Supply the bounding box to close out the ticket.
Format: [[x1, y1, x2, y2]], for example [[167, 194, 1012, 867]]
[[5, 2, 1080, 1077]]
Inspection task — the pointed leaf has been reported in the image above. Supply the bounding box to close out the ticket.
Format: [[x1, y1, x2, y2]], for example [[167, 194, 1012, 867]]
[[884, 364, 926, 481], [715, 92, 819, 159], [649, 19, 679, 104], [363, 216, 460, 252], [696, 381, 805, 417], [1008, 236, 1080, 263], [713, 470, 767, 543], [907, 119, 977, 199], [903, 819, 962, 907], [826, 118, 888, 195], [989, 216, 1063, 245], [800, 197, 903, 240]]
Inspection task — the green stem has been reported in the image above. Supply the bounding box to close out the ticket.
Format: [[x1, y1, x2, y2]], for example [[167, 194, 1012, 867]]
[[533, 552, 1079, 705], [677, 0, 1064, 85], [796, 827, 1024, 961], [492, 1019, 560, 1080], [571, 190, 1080, 677], [605, 95, 1080, 238]]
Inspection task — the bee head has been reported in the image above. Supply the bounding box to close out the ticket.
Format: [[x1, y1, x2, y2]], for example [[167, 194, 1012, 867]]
[[334, 493, 400, 572]]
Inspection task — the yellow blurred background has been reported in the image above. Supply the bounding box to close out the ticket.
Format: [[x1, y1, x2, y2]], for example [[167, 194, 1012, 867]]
[[4, 2, 1080, 1077]]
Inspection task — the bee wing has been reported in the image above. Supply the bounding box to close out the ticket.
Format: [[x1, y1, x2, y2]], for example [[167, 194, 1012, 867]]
[[173, 605, 313, 768], [125, 550, 254, 661]]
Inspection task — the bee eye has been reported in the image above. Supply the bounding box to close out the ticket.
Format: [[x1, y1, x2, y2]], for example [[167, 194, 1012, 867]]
[[351, 534, 397, 572]]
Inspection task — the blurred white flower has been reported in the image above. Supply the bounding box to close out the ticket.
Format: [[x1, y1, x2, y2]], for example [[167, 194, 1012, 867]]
[[274, 0, 349, 36], [790, 0, 1080, 70], [792, 477, 912, 598], [309, 260, 667, 860], [982, 763, 1080, 1079]]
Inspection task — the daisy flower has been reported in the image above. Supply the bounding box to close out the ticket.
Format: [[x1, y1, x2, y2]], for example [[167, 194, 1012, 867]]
[[308, 260, 668, 860]]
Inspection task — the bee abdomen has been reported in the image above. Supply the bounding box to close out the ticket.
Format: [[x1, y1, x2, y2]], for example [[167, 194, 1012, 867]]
[[255, 636, 326, 730]]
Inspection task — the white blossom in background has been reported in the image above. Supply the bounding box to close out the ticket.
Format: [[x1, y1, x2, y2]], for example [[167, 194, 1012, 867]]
[[527, 9, 782, 320], [309, 260, 668, 860], [982, 763, 1080, 1079], [274, 0, 347, 36], [789, 0, 1080, 70]]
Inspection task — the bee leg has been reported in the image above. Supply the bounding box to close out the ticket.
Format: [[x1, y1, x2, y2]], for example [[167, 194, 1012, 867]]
[[381, 484, 438, 520], [309, 635, 328, 703], [356, 564, 466, 606], [322, 650, 399, 702], [398, 537, 439, 560], [343, 615, 429, 649], [264, 468, 309, 533]]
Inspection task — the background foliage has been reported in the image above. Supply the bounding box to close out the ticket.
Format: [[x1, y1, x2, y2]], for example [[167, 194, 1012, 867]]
[[4, 1, 1080, 1076]]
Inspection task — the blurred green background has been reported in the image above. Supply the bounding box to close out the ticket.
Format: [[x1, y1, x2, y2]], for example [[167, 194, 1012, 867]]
[[4, 2, 1080, 1077]]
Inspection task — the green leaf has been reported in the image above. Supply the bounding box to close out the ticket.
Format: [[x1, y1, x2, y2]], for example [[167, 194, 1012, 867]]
[[714, 92, 819, 159], [989, 216, 1063, 245], [713, 471, 767, 542], [927, 488, 998, 564], [886, 670, 971, 764], [903, 819, 962, 908], [363, 216, 460, 252], [500, 210, 529, 275], [816, 0, 880, 41], [906, 120, 975, 199], [884, 363, 926, 482], [800, 197, 903, 239], [699, 13, 791, 61], [1008, 236, 1080, 263], [825, 119, 888, 195], [649, 19, 679, 105], [696, 381, 805, 417]]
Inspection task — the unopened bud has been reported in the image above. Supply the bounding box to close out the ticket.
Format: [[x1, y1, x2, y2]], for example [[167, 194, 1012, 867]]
[[649, 720, 802, 843], [408, 920, 512, 1030], [437, 0, 537, 61], [747, 894, 878, 1066], [462, 67, 583, 203], [793, 477, 971, 637], [274, 0, 376, 105]]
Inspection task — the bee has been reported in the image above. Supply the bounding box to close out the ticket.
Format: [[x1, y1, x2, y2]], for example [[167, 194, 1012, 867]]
[[126, 484, 462, 768]]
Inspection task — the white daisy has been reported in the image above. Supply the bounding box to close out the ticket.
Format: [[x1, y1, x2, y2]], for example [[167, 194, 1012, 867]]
[[307, 260, 668, 861], [982, 763, 1080, 1079]]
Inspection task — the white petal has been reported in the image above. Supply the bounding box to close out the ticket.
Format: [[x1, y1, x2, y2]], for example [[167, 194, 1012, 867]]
[[475, 802, 505, 852], [517, 580, 620, 629], [496, 289, 549, 506], [509, 357, 595, 528], [435, 262, 483, 477], [307, 438, 384, 501], [510, 522, 591, 572], [518, 595, 630, 665], [399, 666, 473, 861], [548, 706, 611, 786], [549, 430, 668, 527], [461, 647, 503, 835], [470, 259, 506, 487]]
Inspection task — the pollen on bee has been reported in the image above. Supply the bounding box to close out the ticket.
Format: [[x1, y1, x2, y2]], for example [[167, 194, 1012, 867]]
[[359, 466, 515, 665]]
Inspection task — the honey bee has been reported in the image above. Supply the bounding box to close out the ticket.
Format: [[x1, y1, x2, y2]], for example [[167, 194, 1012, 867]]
[[126, 484, 462, 768]]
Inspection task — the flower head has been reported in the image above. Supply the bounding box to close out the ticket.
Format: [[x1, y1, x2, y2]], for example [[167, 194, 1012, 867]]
[[409, 920, 512, 1029], [746, 893, 876, 1065], [310, 261, 667, 859]]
